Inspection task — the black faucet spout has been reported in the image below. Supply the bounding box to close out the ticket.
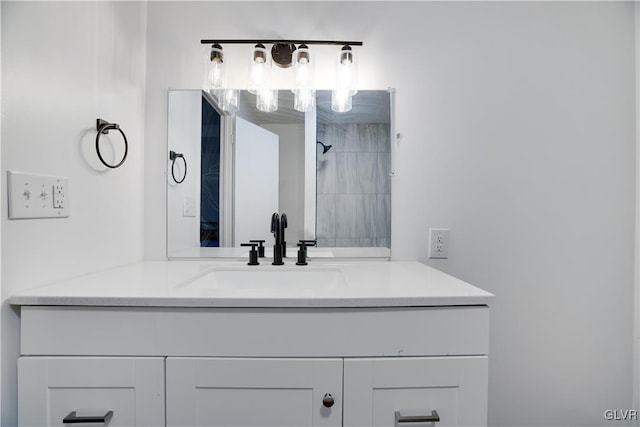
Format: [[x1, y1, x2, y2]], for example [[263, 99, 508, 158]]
[[271, 212, 284, 265], [271, 213, 281, 246], [280, 213, 288, 258]]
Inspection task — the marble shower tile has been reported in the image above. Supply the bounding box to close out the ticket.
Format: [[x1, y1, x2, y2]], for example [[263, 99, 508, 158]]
[[316, 151, 337, 194], [336, 153, 359, 194], [317, 124, 327, 144], [373, 194, 391, 238], [335, 238, 373, 247], [316, 194, 336, 239], [335, 195, 358, 238], [325, 124, 349, 153], [355, 194, 376, 238], [374, 124, 391, 153], [341, 124, 359, 153], [356, 153, 377, 194], [375, 237, 391, 248], [316, 238, 335, 248], [376, 152, 391, 194]]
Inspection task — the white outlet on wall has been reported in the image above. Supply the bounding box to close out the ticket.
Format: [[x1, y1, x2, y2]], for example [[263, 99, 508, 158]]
[[428, 228, 449, 259], [53, 183, 65, 209], [8, 171, 70, 219]]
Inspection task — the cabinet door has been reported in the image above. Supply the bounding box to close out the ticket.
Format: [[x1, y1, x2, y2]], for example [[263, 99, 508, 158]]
[[18, 357, 165, 427], [343, 357, 488, 427], [167, 357, 342, 427]]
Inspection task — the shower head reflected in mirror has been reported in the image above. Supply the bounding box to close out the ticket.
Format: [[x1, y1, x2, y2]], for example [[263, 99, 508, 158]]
[[316, 141, 332, 154]]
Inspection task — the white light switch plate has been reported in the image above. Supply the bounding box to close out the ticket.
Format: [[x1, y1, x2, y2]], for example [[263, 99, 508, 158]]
[[8, 171, 70, 219], [183, 197, 196, 217]]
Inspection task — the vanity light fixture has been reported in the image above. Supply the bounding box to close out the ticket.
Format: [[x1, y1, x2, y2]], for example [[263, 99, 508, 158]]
[[292, 44, 315, 112], [206, 43, 225, 90], [332, 45, 358, 112], [201, 39, 363, 113], [218, 88, 239, 113], [256, 89, 279, 113], [248, 43, 271, 95]]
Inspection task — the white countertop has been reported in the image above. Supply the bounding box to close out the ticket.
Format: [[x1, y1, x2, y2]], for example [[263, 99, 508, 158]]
[[168, 246, 391, 259], [10, 261, 493, 308]]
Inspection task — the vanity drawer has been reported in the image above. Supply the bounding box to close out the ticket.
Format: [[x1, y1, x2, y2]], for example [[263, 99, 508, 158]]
[[21, 305, 489, 357], [344, 356, 488, 427], [18, 357, 164, 427]]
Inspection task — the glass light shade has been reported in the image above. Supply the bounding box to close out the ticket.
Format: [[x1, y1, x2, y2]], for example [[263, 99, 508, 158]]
[[294, 89, 316, 113], [207, 44, 225, 90], [331, 89, 352, 113], [248, 44, 272, 95], [335, 46, 357, 96], [218, 89, 239, 113], [293, 45, 314, 91], [256, 89, 278, 112]]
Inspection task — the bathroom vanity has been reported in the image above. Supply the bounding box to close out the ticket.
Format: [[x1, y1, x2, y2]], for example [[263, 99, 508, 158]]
[[12, 261, 492, 427]]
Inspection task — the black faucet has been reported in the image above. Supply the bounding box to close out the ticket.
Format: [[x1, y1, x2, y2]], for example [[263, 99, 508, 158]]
[[280, 213, 288, 258], [240, 242, 260, 266], [270, 213, 285, 265], [296, 240, 317, 266]]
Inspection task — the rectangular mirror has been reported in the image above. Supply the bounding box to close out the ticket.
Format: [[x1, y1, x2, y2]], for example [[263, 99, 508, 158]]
[[167, 89, 393, 259]]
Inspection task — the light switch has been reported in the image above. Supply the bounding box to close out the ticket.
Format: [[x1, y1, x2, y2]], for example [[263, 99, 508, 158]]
[[8, 171, 70, 219], [183, 197, 196, 217]]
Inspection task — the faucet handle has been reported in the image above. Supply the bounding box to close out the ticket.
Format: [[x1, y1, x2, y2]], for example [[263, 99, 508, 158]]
[[240, 243, 260, 266], [249, 240, 265, 257], [296, 240, 317, 266]]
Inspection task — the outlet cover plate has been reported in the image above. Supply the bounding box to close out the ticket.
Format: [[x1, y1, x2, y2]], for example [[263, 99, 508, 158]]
[[428, 228, 449, 259], [8, 171, 70, 219]]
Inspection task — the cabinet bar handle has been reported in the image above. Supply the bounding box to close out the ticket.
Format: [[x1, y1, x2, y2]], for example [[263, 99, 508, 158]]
[[63, 410, 113, 424], [395, 410, 440, 424]]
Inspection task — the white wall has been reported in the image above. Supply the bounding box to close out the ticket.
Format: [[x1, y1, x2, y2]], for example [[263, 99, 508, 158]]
[[234, 117, 279, 246], [263, 123, 306, 245], [144, 2, 636, 426], [1, 2, 147, 425]]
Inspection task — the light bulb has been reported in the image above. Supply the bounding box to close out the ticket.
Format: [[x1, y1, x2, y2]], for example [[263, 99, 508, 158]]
[[335, 45, 357, 96], [207, 44, 225, 90], [293, 44, 314, 92], [294, 89, 316, 113], [257, 89, 278, 113], [331, 89, 352, 113], [248, 43, 272, 95], [220, 89, 239, 113]]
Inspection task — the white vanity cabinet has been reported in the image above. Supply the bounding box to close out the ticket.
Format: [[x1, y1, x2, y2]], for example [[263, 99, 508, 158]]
[[166, 357, 343, 427], [17, 305, 490, 427], [343, 357, 488, 427], [12, 261, 493, 427], [164, 356, 487, 427], [18, 357, 165, 427]]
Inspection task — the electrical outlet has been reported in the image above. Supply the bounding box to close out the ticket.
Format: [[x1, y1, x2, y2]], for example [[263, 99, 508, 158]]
[[428, 228, 449, 259], [53, 183, 65, 208], [8, 171, 70, 219]]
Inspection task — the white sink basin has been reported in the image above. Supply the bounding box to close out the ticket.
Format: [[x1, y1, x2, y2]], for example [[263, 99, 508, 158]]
[[182, 267, 346, 292]]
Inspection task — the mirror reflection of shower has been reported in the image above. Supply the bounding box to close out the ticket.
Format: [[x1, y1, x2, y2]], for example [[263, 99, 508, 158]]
[[316, 141, 332, 154]]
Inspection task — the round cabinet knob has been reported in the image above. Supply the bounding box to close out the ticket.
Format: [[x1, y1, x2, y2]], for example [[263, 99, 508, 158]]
[[322, 393, 335, 408]]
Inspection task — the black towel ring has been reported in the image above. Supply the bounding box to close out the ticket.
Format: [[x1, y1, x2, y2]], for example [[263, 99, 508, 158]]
[[96, 118, 128, 169], [169, 151, 187, 184]]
